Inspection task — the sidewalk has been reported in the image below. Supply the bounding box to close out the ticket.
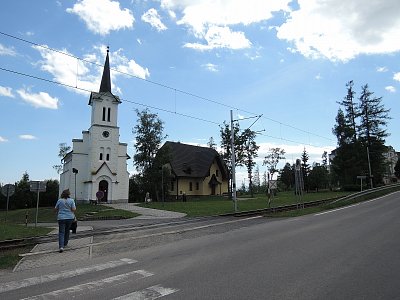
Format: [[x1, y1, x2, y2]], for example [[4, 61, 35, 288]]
[[101, 203, 187, 219], [12, 203, 186, 272]]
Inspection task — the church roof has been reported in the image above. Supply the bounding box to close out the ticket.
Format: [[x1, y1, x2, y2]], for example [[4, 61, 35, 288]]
[[99, 48, 111, 93]]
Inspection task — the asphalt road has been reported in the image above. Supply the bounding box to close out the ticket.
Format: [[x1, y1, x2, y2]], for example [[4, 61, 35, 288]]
[[1, 191, 399, 299]]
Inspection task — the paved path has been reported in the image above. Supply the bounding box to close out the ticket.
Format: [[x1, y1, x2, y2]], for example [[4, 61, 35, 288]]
[[101, 203, 187, 219], [10, 203, 186, 272]]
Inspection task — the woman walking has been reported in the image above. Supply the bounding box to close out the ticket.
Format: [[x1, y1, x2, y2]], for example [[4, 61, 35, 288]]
[[54, 189, 76, 253]]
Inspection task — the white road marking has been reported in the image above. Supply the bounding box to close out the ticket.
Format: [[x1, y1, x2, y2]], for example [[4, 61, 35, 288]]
[[314, 203, 360, 216], [0, 258, 137, 293], [113, 284, 179, 300], [21, 270, 153, 300]]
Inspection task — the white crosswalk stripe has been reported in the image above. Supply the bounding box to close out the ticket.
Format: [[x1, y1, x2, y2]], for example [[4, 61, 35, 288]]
[[0, 258, 137, 293], [0, 258, 179, 299], [21, 270, 154, 300], [113, 284, 179, 300]]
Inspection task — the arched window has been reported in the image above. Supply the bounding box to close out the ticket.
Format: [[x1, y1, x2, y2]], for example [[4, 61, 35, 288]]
[[99, 147, 104, 160], [102, 107, 106, 121]]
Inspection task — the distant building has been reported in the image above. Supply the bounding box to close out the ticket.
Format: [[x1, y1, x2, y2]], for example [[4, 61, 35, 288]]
[[59, 50, 130, 203], [383, 146, 399, 184], [160, 141, 229, 199]]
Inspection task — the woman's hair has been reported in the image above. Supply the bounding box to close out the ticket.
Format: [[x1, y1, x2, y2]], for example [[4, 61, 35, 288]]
[[60, 189, 70, 199]]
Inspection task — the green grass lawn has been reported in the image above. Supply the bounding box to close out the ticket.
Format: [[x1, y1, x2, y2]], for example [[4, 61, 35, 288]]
[[0, 203, 139, 226], [140, 190, 351, 217]]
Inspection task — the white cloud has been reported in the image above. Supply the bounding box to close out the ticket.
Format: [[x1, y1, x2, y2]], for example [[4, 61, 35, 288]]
[[202, 63, 218, 72], [141, 8, 167, 31], [276, 0, 400, 62], [394, 72, 400, 82], [0, 86, 15, 98], [161, 0, 291, 50], [33, 45, 98, 95], [315, 74, 322, 80], [0, 136, 8, 142], [385, 86, 396, 93], [66, 0, 134, 35], [19, 135, 37, 140], [111, 47, 150, 79], [377, 66, 388, 72], [0, 43, 16, 56], [33, 44, 150, 95], [17, 88, 59, 109], [184, 26, 251, 51]]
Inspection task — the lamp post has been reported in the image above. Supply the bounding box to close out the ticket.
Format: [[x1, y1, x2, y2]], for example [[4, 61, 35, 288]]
[[72, 168, 78, 200]]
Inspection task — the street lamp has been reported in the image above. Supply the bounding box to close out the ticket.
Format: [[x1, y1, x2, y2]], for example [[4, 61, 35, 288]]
[[72, 168, 78, 200]]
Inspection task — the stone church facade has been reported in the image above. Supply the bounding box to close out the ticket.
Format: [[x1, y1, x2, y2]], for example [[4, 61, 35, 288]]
[[60, 50, 129, 203]]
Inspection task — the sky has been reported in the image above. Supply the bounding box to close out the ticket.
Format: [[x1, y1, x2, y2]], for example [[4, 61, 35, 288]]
[[0, 0, 399, 187]]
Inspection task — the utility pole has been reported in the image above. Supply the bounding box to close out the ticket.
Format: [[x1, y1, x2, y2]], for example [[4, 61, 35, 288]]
[[367, 147, 373, 188], [229, 111, 263, 212], [230, 110, 237, 212]]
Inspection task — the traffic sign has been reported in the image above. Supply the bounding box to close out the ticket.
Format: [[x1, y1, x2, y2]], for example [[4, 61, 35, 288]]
[[1, 184, 15, 197], [30, 181, 47, 192]]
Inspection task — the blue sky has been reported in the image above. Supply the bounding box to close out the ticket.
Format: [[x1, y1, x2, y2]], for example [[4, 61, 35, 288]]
[[0, 0, 399, 186]]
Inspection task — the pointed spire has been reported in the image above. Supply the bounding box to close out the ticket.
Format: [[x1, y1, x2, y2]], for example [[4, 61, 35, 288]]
[[99, 46, 111, 93]]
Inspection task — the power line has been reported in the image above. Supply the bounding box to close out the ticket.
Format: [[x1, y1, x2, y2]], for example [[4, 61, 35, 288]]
[[0, 30, 335, 143], [0, 66, 333, 149]]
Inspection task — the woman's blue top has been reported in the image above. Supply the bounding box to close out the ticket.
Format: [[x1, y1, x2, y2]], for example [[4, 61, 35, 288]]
[[55, 198, 76, 220]]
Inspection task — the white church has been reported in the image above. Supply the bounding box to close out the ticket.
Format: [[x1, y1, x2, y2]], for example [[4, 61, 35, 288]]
[[60, 50, 130, 203]]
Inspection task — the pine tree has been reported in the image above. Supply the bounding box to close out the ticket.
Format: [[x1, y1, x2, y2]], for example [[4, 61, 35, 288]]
[[301, 148, 311, 192], [357, 84, 391, 185], [337, 80, 358, 141]]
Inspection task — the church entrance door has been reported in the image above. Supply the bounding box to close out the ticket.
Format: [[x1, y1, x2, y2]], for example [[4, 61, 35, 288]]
[[99, 180, 108, 202]]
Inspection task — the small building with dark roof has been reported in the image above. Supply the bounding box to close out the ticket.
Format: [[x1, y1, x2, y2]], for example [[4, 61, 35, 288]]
[[160, 141, 229, 199]]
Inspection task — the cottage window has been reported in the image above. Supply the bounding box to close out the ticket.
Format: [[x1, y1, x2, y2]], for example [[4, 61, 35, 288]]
[[189, 182, 193, 191], [196, 182, 199, 190], [216, 170, 219, 177]]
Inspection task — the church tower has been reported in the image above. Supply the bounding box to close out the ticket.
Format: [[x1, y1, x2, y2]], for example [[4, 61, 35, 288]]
[[60, 49, 130, 203]]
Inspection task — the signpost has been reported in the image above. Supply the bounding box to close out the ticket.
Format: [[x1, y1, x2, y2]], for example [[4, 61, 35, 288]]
[[30, 181, 46, 227], [357, 175, 367, 192], [1, 184, 15, 223]]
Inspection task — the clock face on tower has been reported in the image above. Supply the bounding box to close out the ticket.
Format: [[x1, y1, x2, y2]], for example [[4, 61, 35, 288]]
[[102, 130, 110, 138]]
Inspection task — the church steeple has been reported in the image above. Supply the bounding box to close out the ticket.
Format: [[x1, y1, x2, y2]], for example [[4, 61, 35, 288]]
[[99, 47, 111, 93]]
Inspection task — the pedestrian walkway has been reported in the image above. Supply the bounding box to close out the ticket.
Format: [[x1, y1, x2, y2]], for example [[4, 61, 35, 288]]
[[102, 203, 187, 219]]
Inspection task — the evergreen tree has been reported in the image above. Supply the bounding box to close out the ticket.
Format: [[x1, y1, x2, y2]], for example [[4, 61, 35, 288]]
[[279, 162, 294, 191], [300, 148, 311, 191], [357, 84, 390, 186], [337, 80, 358, 141], [253, 165, 261, 194], [308, 163, 329, 192], [207, 137, 217, 149]]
